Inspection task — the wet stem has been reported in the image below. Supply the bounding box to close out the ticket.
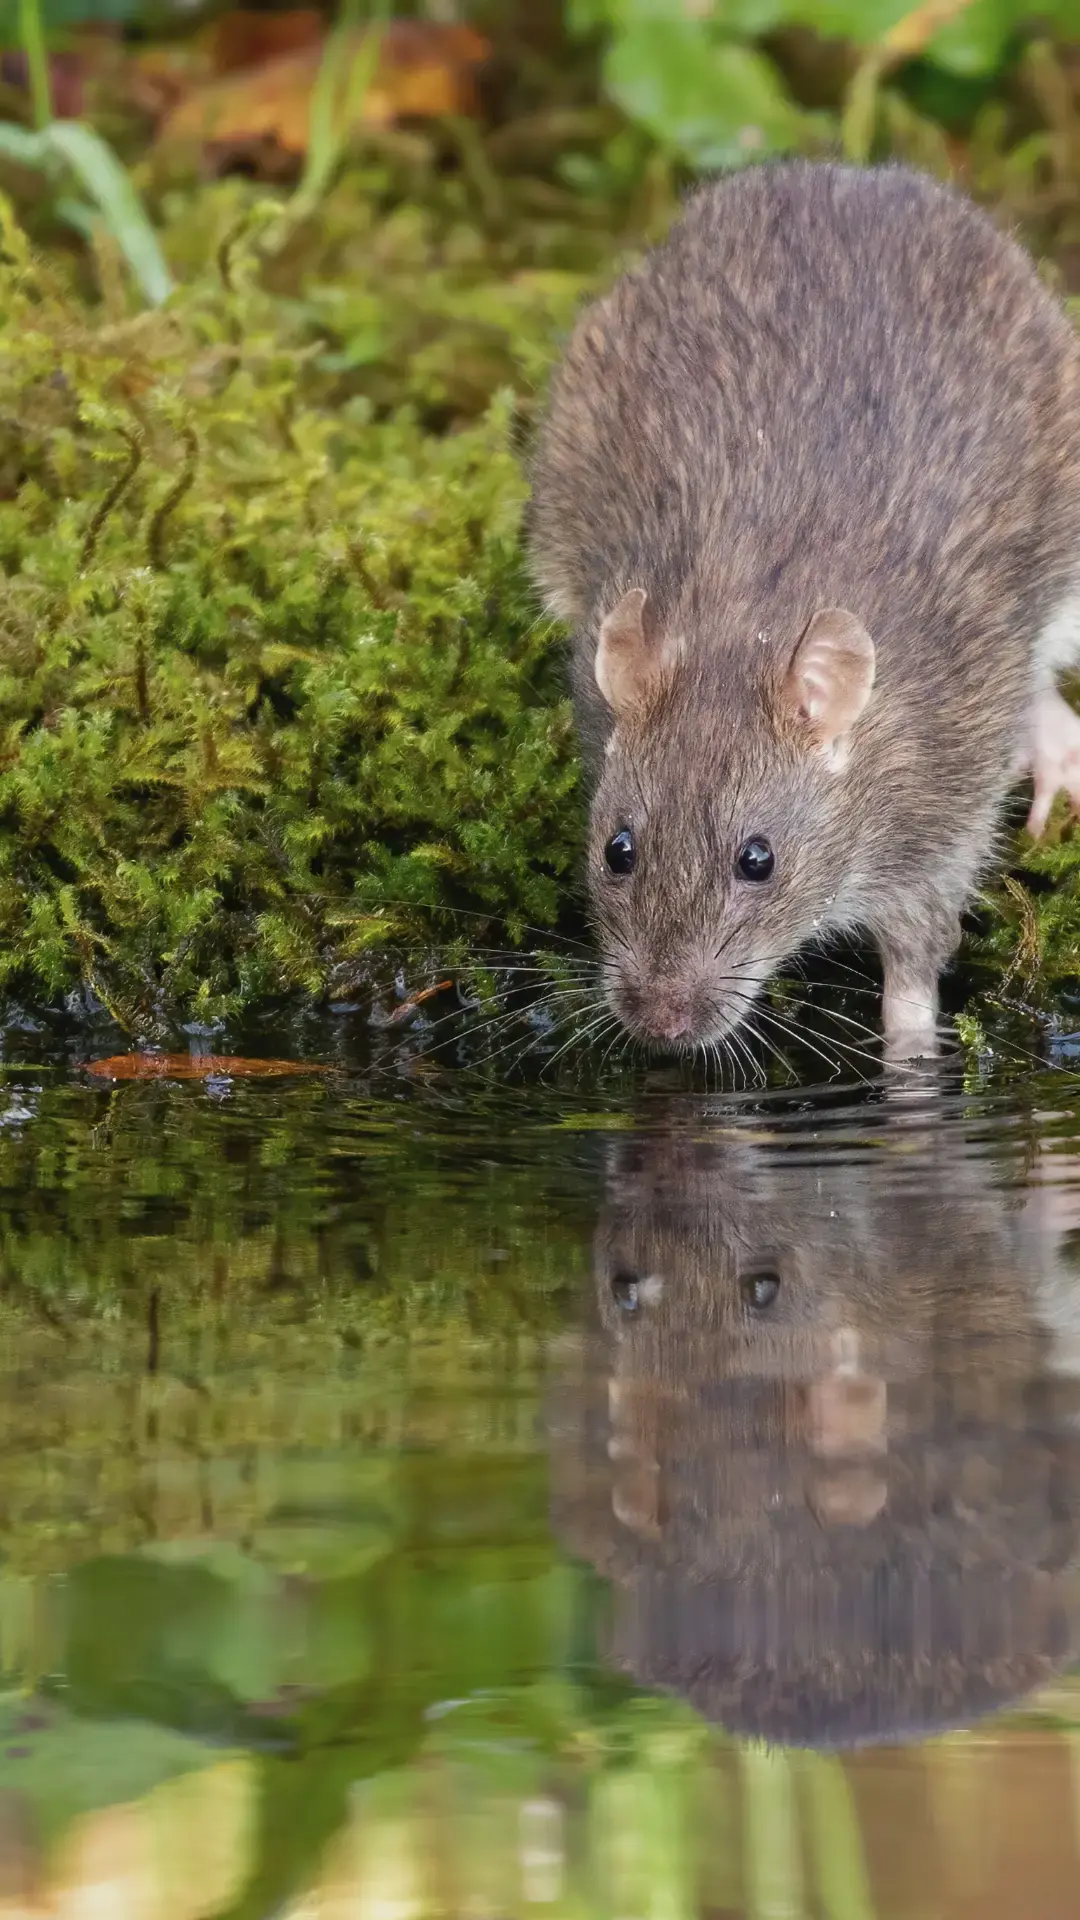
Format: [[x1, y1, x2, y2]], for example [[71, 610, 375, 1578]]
[[19, 0, 53, 130]]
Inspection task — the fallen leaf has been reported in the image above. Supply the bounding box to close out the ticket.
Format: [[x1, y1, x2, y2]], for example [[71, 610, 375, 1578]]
[[204, 8, 324, 75], [157, 20, 489, 165], [126, 44, 213, 123], [85, 1053, 326, 1079], [384, 978, 454, 1025]]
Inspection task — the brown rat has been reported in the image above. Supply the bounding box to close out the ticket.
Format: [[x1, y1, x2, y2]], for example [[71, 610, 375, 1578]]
[[528, 162, 1080, 1062]]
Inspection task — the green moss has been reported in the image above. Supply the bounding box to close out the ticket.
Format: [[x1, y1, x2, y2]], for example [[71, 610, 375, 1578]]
[[0, 180, 595, 1026]]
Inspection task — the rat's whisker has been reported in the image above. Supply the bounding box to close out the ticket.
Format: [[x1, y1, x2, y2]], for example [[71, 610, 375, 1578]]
[[743, 1017, 797, 1083], [727, 1024, 765, 1089], [598, 1018, 632, 1078], [752, 1004, 873, 1088], [804, 1002, 882, 1047], [481, 992, 605, 1062], [716, 976, 896, 1078], [539, 1008, 621, 1081], [403, 979, 587, 1049]]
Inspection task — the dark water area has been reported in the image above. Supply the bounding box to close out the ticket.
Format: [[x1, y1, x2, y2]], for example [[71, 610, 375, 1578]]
[[3, 1013, 1080, 1914]]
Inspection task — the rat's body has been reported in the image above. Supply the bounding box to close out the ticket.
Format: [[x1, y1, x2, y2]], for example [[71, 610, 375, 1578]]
[[528, 162, 1080, 1060]]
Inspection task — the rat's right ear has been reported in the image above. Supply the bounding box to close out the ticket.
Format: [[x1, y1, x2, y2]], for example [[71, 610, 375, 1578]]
[[595, 588, 652, 717], [784, 607, 875, 771]]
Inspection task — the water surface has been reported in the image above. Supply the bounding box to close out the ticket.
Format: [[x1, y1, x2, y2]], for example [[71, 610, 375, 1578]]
[[1, 1026, 1080, 1916]]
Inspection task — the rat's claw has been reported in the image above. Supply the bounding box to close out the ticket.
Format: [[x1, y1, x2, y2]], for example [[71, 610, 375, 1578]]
[[1026, 690, 1080, 839]]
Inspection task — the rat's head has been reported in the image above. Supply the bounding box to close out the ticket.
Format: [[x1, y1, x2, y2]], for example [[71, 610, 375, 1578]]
[[588, 589, 876, 1049]]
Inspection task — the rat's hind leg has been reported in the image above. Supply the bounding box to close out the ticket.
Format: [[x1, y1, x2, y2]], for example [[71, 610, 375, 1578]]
[[1025, 686, 1080, 838], [1024, 591, 1080, 838]]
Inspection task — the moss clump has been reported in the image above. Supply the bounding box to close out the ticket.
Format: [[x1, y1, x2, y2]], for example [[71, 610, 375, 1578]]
[[0, 183, 595, 1028]]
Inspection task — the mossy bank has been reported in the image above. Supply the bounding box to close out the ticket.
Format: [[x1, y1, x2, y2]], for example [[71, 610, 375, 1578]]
[[0, 163, 1078, 1030], [0, 164, 605, 1029]]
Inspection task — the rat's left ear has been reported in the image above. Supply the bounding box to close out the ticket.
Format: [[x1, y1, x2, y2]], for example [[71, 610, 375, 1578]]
[[594, 587, 652, 718], [783, 607, 875, 771]]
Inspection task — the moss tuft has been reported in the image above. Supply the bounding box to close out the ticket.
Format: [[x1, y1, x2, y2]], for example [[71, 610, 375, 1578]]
[[0, 181, 593, 1026]]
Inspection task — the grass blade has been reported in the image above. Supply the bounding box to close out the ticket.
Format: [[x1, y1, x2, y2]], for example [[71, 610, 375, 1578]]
[[0, 123, 47, 167], [43, 121, 173, 306], [293, 0, 390, 221], [18, 0, 52, 130]]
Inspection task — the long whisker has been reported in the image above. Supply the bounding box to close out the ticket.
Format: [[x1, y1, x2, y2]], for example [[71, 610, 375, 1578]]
[[727, 1024, 764, 1090], [357, 899, 595, 956], [743, 1017, 797, 1083], [473, 994, 607, 1068], [538, 1008, 621, 1082], [752, 1004, 878, 1087]]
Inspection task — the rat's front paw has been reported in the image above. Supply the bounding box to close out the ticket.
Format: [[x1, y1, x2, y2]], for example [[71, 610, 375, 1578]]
[[881, 970, 941, 1067], [1026, 689, 1080, 838], [883, 1023, 940, 1067]]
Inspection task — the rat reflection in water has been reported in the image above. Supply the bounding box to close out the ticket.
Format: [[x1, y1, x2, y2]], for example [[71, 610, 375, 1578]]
[[550, 1120, 1080, 1748]]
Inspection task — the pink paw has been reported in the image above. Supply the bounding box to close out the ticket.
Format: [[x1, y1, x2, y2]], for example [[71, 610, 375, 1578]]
[[1027, 691, 1080, 839]]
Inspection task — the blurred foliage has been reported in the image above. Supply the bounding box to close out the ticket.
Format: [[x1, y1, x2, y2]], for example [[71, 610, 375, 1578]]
[[0, 4, 1076, 1018], [568, 0, 1080, 170]]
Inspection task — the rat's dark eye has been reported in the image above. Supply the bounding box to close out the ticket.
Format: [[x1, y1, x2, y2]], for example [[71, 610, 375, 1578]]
[[741, 1269, 781, 1311], [610, 1271, 640, 1312], [737, 838, 775, 883], [605, 828, 636, 876]]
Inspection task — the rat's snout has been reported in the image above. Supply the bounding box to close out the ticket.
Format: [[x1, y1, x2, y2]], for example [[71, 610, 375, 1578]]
[[613, 976, 701, 1046]]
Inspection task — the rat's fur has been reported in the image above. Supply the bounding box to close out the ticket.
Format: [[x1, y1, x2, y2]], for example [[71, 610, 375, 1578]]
[[528, 162, 1080, 1058]]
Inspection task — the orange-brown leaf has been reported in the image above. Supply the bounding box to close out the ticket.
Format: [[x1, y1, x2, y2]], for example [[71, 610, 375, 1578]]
[[203, 9, 325, 76], [385, 979, 453, 1025], [85, 1053, 326, 1080], [157, 20, 489, 159]]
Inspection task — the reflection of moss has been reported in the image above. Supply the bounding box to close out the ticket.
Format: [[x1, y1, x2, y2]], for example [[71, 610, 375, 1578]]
[[0, 1076, 592, 1571]]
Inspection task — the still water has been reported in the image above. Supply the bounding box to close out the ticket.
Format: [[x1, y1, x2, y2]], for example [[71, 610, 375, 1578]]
[[2, 1014, 1080, 1917]]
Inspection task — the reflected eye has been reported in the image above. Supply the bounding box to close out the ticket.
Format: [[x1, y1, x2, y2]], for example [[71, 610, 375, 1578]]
[[610, 1271, 640, 1312], [741, 1269, 781, 1311], [737, 838, 775, 882], [605, 828, 636, 876]]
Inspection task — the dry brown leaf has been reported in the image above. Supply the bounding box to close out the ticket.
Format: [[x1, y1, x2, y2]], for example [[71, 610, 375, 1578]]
[[204, 8, 325, 75], [157, 20, 489, 162], [85, 1053, 326, 1079], [384, 979, 453, 1025]]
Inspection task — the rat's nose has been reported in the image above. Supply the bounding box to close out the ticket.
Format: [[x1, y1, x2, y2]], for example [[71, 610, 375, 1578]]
[[637, 983, 697, 1043]]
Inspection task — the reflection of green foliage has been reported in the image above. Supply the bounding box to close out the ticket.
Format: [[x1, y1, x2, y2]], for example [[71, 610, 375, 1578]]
[[0, 1693, 232, 1846], [0, 1078, 594, 1572]]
